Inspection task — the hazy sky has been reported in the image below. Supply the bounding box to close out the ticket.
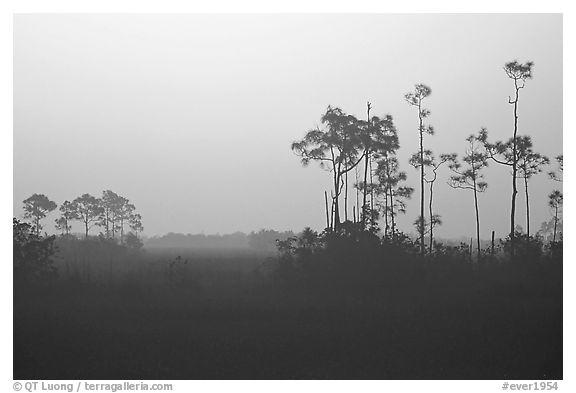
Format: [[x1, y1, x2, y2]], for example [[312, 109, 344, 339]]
[[13, 14, 562, 239]]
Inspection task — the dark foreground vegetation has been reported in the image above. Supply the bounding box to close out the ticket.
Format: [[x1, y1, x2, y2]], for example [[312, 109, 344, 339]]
[[14, 219, 562, 380]]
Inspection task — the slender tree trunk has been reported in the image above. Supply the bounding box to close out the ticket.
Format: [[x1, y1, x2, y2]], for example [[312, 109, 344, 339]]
[[35, 216, 40, 237], [120, 218, 124, 244], [429, 181, 434, 255], [491, 231, 495, 260], [324, 191, 330, 230], [524, 175, 530, 237], [369, 157, 374, 214], [362, 102, 371, 227], [344, 165, 348, 222], [362, 150, 369, 226], [553, 206, 558, 242], [104, 210, 110, 238], [384, 188, 389, 237], [384, 156, 391, 237], [511, 167, 518, 255], [419, 133, 425, 255], [473, 180, 481, 261], [355, 166, 360, 223], [330, 191, 335, 230], [510, 85, 520, 259], [331, 157, 340, 229], [334, 162, 342, 229], [85, 219, 89, 239], [419, 103, 425, 256], [389, 185, 396, 238]]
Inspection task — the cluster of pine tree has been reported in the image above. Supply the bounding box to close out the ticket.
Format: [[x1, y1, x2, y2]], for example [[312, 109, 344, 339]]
[[292, 60, 563, 260], [20, 190, 143, 243]]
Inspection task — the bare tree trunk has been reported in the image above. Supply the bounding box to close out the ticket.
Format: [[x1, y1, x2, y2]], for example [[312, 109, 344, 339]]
[[103, 210, 109, 238], [473, 180, 481, 261], [524, 175, 530, 237], [324, 191, 330, 230], [362, 102, 372, 227], [389, 185, 396, 238], [491, 230, 495, 260], [419, 103, 425, 256], [383, 156, 390, 237], [429, 180, 434, 255], [370, 157, 374, 214], [553, 205, 558, 242], [355, 166, 360, 223], [345, 164, 349, 222], [510, 85, 520, 259], [330, 191, 335, 230], [332, 161, 340, 229], [384, 190, 389, 237], [511, 167, 518, 256], [362, 150, 369, 226]]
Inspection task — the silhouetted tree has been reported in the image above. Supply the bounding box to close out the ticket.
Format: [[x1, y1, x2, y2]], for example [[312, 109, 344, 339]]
[[359, 112, 401, 229], [548, 155, 563, 182], [54, 200, 76, 236], [548, 190, 563, 242], [502, 60, 534, 258], [375, 156, 413, 238], [129, 213, 144, 238], [546, 154, 562, 243], [361, 102, 373, 225], [410, 152, 454, 254], [292, 106, 366, 230], [22, 194, 57, 236], [115, 197, 136, 244], [405, 84, 434, 256], [517, 143, 549, 236], [448, 133, 488, 261], [99, 190, 121, 239], [71, 194, 104, 239], [478, 129, 527, 259]]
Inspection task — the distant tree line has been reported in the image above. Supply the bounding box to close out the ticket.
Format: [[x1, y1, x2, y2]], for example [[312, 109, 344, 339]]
[[21, 190, 144, 244], [291, 60, 562, 260], [145, 229, 296, 253]]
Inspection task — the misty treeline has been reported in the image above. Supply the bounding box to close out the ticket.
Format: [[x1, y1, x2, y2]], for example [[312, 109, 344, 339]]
[[15, 190, 144, 282], [146, 229, 296, 252], [291, 60, 563, 261], [20, 190, 143, 241]]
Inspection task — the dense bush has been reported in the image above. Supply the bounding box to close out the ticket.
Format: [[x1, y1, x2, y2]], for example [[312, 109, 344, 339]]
[[13, 218, 57, 284]]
